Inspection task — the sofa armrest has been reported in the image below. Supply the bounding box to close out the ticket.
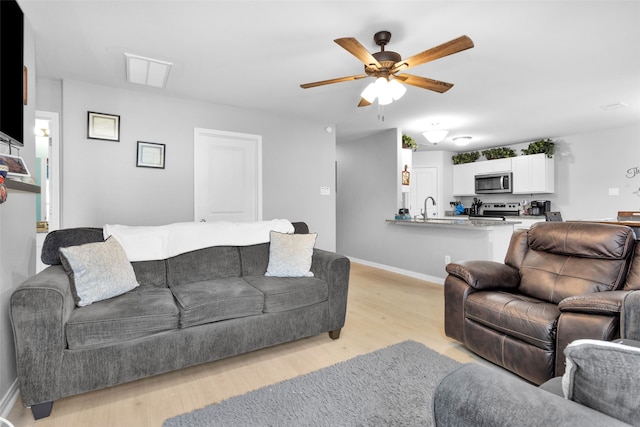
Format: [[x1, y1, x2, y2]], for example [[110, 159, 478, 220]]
[[445, 260, 520, 290], [10, 265, 76, 406], [433, 364, 630, 427], [622, 290, 640, 340], [559, 290, 630, 315], [310, 249, 350, 332]]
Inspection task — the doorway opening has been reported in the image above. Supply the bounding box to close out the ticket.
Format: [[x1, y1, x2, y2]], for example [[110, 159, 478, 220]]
[[35, 110, 60, 272]]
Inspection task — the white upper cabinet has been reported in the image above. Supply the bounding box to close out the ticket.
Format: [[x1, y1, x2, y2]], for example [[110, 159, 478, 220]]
[[511, 154, 555, 194], [475, 158, 512, 174], [452, 163, 476, 196], [452, 154, 554, 195]]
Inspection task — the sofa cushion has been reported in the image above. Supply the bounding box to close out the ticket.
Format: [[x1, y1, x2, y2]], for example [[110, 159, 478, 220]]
[[59, 236, 140, 307], [170, 277, 264, 328], [66, 286, 179, 349], [265, 231, 317, 277], [166, 246, 241, 286], [41, 227, 104, 265], [562, 339, 640, 426], [131, 259, 167, 288], [465, 291, 560, 350], [239, 243, 271, 276], [244, 275, 328, 313]]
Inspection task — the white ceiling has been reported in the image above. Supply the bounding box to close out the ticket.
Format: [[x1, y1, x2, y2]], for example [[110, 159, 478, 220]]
[[17, 0, 640, 151]]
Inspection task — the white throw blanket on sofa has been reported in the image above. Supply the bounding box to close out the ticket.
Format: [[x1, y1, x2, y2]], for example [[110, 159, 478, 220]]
[[103, 219, 294, 262]]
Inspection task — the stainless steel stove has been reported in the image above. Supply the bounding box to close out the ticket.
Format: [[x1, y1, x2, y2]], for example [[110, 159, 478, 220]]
[[478, 202, 520, 218]]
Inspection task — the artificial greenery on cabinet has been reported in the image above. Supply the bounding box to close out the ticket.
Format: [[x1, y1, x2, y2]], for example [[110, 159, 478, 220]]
[[452, 151, 480, 165], [402, 134, 417, 151], [521, 138, 554, 158], [481, 147, 516, 160]]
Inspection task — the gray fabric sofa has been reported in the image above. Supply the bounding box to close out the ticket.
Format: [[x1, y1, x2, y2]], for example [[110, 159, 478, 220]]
[[10, 223, 350, 420], [433, 290, 640, 426]]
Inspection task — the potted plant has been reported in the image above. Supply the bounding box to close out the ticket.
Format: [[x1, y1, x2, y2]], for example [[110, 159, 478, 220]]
[[481, 147, 516, 160], [452, 151, 480, 165], [402, 134, 418, 151], [521, 138, 554, 158]]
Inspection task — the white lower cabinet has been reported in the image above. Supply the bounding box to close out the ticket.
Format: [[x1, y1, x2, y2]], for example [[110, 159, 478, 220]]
[[510, 216, 546, 230]]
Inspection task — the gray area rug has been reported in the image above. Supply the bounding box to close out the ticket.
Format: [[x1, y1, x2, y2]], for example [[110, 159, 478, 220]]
[[163, 340, 461, 427]]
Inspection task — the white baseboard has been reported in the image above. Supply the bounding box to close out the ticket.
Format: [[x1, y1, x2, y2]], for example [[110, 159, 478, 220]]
[[0, 379, 19, 419], [348, 257, 445, 285]]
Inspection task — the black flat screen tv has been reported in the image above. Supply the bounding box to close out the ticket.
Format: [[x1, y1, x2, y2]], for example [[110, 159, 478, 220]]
[[0, 0, 24, 147]]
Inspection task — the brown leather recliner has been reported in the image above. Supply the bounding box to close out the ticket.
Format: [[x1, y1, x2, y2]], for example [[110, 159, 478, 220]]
[[444, 221, 640, 385]]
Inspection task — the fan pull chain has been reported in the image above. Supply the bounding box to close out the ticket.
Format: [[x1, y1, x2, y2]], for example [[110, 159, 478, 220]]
[[378, 104, 385, 122]]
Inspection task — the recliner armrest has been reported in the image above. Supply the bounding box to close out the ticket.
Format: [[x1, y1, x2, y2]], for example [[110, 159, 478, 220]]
[[558, 290, 630, 315], [445, 260, 520, 290]]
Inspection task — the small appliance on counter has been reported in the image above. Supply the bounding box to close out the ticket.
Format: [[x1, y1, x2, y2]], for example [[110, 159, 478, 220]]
[[530, 200, 551, 216], [395, 208, 411, 220]]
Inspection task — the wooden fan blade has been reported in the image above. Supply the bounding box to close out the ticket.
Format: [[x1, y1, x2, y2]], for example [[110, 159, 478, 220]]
[[358, 98, 371, 107], [394, 74, 454, 93], [300, 74, 368, 89], [391, 35, 474, 73], [334, 37, 382, 69]]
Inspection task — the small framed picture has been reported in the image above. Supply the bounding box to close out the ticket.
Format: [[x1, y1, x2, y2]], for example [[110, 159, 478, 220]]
[[0, 153, 31, 177], [87, 111, 120, 141], [136, 141, 165, 169]]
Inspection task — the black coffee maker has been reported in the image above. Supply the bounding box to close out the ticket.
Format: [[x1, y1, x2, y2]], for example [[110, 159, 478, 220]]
[[530, 200, 551, 216]]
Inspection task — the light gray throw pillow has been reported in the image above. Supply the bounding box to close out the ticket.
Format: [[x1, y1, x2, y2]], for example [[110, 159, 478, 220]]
[[265, 231, 317, 277], [59, 236, 139, 307], [562, 339, 640, 425]]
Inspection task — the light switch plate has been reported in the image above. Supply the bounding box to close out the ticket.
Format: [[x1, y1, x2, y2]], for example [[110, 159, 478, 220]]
[[320, 186, 331, 196], [609, 187, 619, 196]]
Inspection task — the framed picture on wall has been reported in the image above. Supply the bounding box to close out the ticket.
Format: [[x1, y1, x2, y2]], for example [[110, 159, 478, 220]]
[[136, 141, 165, 169], [87, 111, 120, 141]]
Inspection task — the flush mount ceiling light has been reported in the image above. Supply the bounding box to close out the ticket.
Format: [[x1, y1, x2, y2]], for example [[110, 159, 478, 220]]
[[453, 136, 472, 146], [125, 53, 173, 88], [361, 77, 407, 106], [422, 124, 449, 144]]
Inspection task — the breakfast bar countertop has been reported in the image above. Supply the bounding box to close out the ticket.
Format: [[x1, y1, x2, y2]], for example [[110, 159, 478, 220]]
[[386, 218, 522, 229]]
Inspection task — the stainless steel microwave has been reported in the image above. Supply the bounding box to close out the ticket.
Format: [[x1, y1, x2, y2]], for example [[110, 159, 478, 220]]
[[475, 172, 513, 194]]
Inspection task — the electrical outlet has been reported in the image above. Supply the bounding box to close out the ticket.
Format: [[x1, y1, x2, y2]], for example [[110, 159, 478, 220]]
[[445, 255, 451, 265], [320, 186, 331, 196], [608, 187, 619, 196]]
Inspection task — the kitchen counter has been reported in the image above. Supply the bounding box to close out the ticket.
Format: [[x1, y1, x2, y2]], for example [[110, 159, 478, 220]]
[[386, 218, 521, 229], [385, 217, 521, 265]]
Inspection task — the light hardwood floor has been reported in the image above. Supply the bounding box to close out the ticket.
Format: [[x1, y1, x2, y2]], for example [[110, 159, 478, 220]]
[[7, 262, 484, 427]]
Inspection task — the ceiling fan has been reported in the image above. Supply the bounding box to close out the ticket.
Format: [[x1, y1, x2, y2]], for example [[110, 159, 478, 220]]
[[300, 31, 474, 107]]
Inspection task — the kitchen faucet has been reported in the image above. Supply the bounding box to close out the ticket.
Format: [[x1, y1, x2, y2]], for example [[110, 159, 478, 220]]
[[422, 196, 436, 219]]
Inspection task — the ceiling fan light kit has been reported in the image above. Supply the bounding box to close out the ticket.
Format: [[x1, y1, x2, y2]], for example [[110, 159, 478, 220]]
[[300, 31, 474, 107], [361, 77, 406, 105]]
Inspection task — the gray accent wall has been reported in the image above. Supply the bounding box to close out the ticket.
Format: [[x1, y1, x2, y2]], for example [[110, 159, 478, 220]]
[[39, 79, 337, 251]]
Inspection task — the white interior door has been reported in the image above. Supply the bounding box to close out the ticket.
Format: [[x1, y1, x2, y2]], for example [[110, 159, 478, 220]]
[[409, 167, 438, 218], [194, 128, 262, 223]]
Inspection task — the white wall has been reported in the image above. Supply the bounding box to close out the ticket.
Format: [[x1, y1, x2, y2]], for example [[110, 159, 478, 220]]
[[48, 79, 337, 250], [0, 16, 36, 416]]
